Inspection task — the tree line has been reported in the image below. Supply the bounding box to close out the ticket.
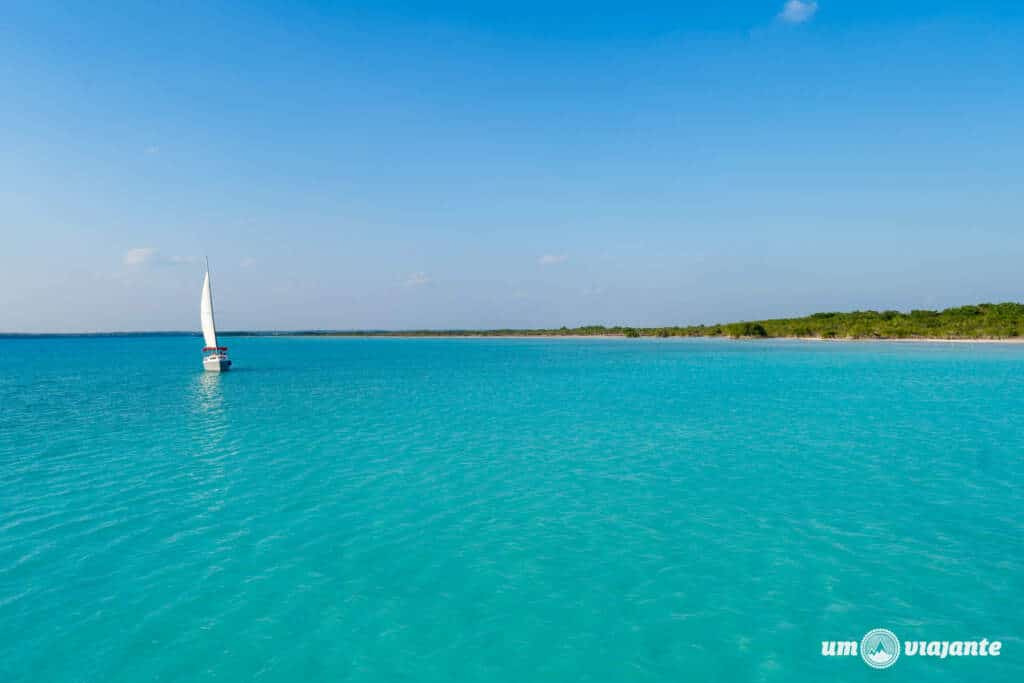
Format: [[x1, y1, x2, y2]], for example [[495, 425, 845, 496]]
[[283, 303, 1024, 339]]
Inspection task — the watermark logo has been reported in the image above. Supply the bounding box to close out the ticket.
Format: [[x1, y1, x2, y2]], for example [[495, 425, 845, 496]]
[[822, 628, 1002, 669], [861, 629, 900, 669]]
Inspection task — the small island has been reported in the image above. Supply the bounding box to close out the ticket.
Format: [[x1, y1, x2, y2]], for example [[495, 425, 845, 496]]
[[256, 302, 1024, 341]]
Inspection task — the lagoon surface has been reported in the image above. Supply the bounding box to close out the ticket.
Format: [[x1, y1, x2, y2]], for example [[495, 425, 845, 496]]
[[1, 336, 1022, 681]]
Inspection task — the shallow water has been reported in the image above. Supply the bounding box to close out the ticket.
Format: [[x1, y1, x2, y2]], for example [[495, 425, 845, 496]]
[[1, 336, 1021, 681]]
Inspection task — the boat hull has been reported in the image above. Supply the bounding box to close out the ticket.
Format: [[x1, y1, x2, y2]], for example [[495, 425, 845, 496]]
[[203, 357, 232, 372]]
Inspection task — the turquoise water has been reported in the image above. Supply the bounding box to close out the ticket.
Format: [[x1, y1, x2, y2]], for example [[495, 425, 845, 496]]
[[1, 336, 1022, 681]]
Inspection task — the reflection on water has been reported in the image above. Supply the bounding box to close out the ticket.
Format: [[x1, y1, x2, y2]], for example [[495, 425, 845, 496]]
[[187, 371, 232, 505], [195, 370, 225, 416]]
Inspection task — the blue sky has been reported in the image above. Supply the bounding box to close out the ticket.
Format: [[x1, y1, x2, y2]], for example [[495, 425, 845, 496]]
[[2, 1, 1022, 331]]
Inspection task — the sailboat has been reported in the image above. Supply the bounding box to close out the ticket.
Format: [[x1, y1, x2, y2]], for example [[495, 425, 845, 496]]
[[200, 260, 232, 372]]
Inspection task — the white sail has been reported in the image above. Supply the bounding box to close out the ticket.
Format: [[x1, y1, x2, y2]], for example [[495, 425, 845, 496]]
[[200, 271, 218, 348]]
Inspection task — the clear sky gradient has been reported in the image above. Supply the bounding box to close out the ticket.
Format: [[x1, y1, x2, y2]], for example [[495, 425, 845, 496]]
[[2, 1, 1022, 331]]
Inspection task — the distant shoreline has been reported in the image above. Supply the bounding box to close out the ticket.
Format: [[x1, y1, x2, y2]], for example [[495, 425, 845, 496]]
[[271, 333, 1024, 344], [253, 302, 1024, 342], [7, 302, 1024, 343], [6, 334, 1024, 344]]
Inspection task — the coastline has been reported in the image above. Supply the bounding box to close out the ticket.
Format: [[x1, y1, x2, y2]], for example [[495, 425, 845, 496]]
[[6, 333, 1024, 344], [266, 334, 1024, 344], [791, 336, 1024, 344]]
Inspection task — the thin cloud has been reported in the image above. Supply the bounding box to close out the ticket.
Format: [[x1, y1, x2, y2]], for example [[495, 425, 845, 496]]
[[406, 272, 432, 287], [123, 247, 199, 268], [778, 0, 818, 24], [124, 247, 157, 266], [538, 254, 568, 266], [145, 145, 161, 155], [240, 256, 257, 268]]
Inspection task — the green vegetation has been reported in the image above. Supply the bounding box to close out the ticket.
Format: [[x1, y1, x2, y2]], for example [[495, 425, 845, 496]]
[[723, 322, 768, 339], [275, 303, 1024, 340], [728, 303, 1024, 340]]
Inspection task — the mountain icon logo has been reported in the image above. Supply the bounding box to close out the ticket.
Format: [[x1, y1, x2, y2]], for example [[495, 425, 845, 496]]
[[861, 629, 901, 669]]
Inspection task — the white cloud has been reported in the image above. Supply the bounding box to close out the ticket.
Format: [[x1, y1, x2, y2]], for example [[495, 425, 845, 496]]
[[240, 256, 257, 268], [124, 247, 157, 266], [123, 248, 199, 268], [538, 254, 568, 266], [145, 145, 161, 155], [405, 272, 432, 287], [778, 0, 818, 24]]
